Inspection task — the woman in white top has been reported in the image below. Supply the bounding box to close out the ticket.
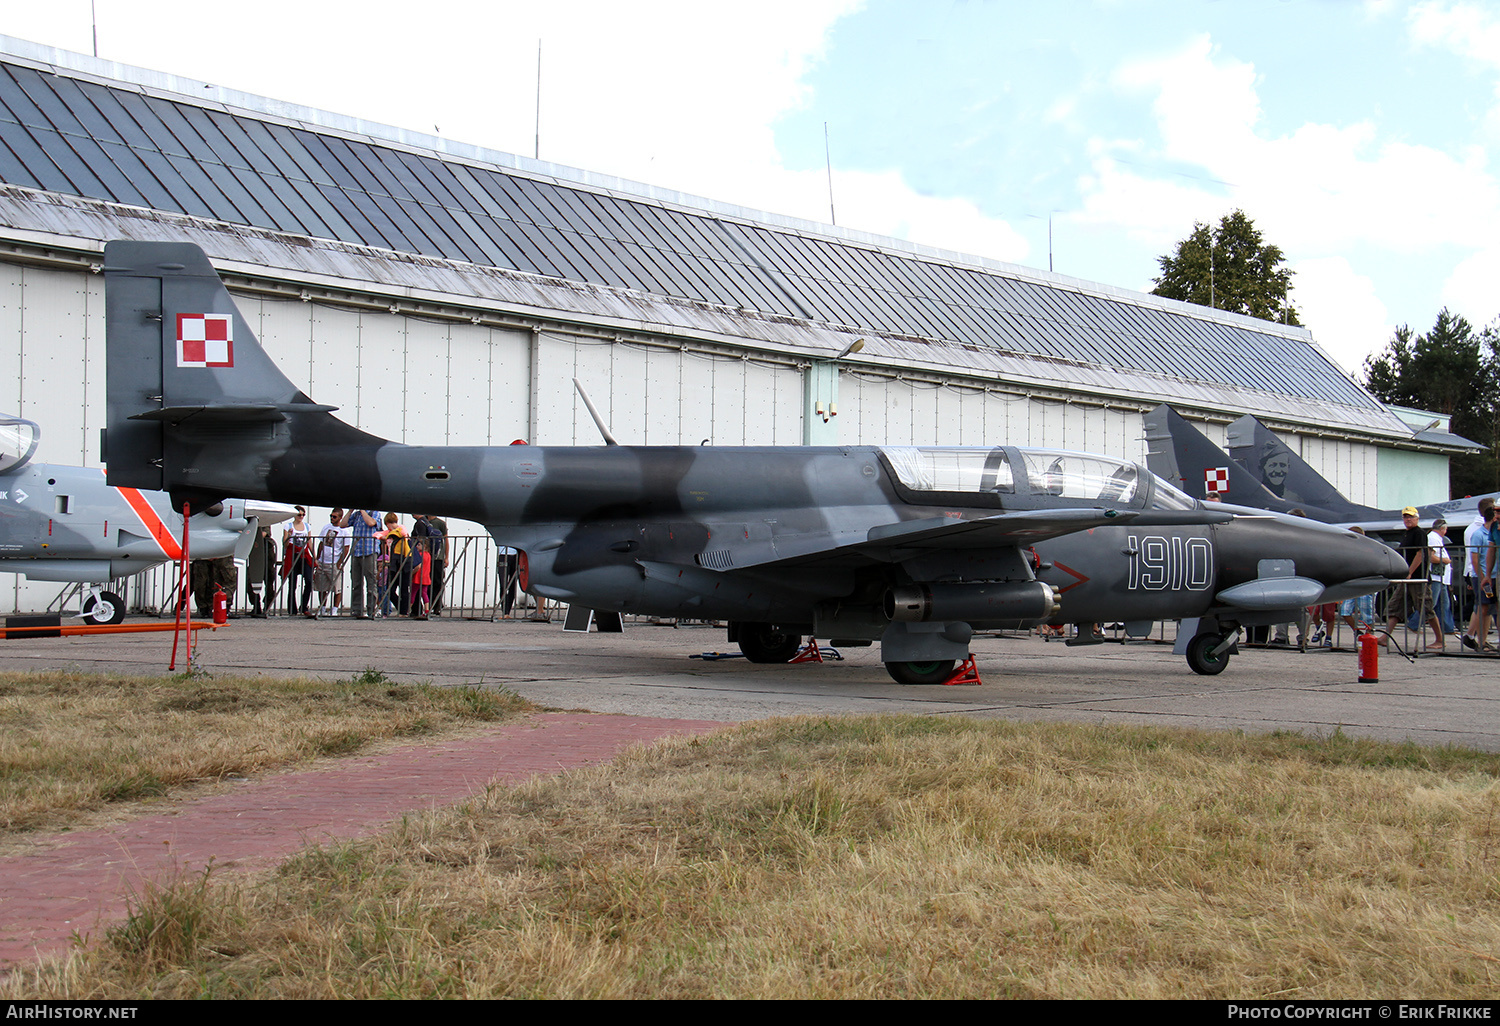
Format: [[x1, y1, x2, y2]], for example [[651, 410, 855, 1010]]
[[282, 506, 314, 617]]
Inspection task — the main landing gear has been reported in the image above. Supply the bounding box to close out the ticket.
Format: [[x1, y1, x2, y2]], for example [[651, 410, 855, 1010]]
[[728, 621, 972, 685], [884, 660, 956, 685], [733, 621, 804, 664]]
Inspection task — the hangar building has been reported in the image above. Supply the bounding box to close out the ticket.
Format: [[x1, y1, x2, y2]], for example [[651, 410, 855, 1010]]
[[0, 36, 1460, 611]]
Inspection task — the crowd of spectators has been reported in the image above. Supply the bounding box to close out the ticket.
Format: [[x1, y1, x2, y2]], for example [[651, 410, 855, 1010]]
[[243, 507, 458, 620], [1279, 498, 1500, 654]]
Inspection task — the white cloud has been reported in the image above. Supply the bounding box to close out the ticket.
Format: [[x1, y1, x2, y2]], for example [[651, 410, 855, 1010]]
[[1070, 31, 1500, 368], [1291, 258, 1392, 373], [1440, 248, 1500, 327], [1408, 1, 1500, 71], [1097, 33, 1499, 255]]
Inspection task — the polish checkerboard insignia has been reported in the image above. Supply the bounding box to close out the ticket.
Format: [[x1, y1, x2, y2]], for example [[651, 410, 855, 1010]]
[[176, 313, 234, 368], [1205, 467, 1229, 494]]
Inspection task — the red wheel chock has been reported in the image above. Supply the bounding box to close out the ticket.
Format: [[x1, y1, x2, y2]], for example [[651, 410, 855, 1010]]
[[790, 638, 825, 663], [942, 654, 983, 686]]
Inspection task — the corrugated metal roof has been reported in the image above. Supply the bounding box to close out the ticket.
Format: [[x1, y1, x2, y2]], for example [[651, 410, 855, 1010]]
[[0, 36, 1407, 438]]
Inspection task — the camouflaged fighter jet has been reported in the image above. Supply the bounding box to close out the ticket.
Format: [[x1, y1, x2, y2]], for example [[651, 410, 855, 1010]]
[[0, 414, 259, 624], [100, 241, 1407, 680]]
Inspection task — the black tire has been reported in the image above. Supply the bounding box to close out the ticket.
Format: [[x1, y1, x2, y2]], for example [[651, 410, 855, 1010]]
[[738, 623, 803, 663], [885, 659, 957, 685], [1186, 632, 1231, 676], [82, 590, 125, 626]]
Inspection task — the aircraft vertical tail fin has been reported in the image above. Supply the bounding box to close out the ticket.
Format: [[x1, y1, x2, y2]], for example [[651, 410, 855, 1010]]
[[103, 241, 387, 509], [1225, 415, 1382, 518], [1143, 404, 1291, 509]]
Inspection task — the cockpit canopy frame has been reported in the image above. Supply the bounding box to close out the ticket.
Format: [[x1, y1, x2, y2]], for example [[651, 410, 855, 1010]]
[[878, 445, 1197, 512]]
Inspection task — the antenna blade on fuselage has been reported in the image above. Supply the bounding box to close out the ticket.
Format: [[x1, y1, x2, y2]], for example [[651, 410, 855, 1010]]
[[573, 379, 618, 446]]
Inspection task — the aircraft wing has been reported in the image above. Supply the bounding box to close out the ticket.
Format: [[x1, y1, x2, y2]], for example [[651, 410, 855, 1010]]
[[724, 506, 1233, 572]]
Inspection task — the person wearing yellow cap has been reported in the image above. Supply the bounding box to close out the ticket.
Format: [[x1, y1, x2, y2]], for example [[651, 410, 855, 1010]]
[[1387, 507, 1444, 651]]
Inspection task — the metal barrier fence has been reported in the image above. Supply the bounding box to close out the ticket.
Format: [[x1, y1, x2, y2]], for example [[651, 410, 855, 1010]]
[[85, 535, 532, 620]]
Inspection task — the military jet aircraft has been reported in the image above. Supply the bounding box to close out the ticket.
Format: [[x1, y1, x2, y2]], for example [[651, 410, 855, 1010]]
[[1145, 403, 1496, 534], [0, 413, 260, 624], [100, 241, 1406, 679]]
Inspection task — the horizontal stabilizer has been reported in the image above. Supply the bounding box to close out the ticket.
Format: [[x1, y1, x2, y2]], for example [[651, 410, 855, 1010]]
[[129, 403, 338, 424]]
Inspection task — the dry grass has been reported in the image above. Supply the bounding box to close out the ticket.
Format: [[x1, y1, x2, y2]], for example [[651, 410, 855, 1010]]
[[11, 715, 1500, 999], [0, 669, 530, 833]]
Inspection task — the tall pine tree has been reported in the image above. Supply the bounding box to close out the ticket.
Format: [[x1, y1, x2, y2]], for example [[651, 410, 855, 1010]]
[[1363, 310, 1500, 497]]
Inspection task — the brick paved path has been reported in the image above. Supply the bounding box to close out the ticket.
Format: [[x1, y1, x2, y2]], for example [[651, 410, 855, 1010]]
[[0, 712, 725, 967]]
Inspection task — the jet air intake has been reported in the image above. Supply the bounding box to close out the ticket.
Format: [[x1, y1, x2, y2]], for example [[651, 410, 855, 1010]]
[[884, 581, 1060, 624]]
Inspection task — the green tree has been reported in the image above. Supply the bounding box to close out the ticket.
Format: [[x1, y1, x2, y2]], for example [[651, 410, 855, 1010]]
[[1152, 210, 1301, 325], [1362, 310, 1500, 497]]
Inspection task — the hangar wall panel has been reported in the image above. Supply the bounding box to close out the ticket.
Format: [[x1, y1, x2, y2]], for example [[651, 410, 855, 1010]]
[[643, 344, 681, 445], [357, 315, 411, 442], [480, 326, 531, 445], [0, 265, 23, 423], [304, 303, 364, 430], [446, 321, 510, 446], [707, 355, 747, 445], [248, 296, 313, 409], [837, 375, 1153, 457], [907, 382, 942, 445], [401, 318, 452, 446], [1297, 435, 1380, 508], [743, 361, 782, 445], [607, 344, 650, 444], [80, 274, 104, 467], [1198, 419, 1227, 449], [535, 333, 582, 444], [771, 364, 803, 445], [953, 386, 987, 446], [999, 392, 1031, 447], [23, 268, 90, 466]]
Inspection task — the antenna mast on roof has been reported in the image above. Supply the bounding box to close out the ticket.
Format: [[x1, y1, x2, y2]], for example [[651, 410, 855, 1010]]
[[824, 122, 836, 226], [534, 40, 542, 161]]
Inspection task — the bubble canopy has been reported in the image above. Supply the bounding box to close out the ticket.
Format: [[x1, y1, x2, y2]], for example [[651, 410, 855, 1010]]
[[879, 446, 1197, 511], [0, 417, 38, 474]]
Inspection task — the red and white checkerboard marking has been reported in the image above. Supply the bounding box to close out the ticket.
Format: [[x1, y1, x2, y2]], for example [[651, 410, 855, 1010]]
[[1204, 467, 1230, 495], [176, 313, 234, 368]]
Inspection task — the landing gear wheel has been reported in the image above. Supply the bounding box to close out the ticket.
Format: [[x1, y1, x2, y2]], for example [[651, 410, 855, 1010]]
[[738, 623, 803, 664], [1186, 632, 1231, 676], [82, 591, 125, 626], [885, 659, 957, 685]]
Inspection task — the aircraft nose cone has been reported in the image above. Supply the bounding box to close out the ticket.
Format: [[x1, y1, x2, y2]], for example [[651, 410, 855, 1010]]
[[1377, 540, 1409, 580]]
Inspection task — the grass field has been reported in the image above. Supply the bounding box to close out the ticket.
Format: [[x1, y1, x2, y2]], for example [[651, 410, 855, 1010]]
[[5, 709, 1499, 999], [0, 669, 530, 835]]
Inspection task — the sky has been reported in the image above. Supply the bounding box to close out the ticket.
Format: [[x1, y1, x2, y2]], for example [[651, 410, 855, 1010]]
[[4, 0, 1498, 374]]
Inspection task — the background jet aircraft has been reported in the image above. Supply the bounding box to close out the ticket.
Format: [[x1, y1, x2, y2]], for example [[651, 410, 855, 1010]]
[[0, 415, 262, 624], [101, 242, 1405, 679], [1225, 412, 1500, 530], [1145, 404, 1496, 534]]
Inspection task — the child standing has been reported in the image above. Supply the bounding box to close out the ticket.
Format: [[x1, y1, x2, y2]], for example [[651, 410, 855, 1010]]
[[409, 537, 432, 619]]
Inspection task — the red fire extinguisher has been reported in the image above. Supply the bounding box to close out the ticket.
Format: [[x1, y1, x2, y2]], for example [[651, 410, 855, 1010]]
[[212, 584, 229, 625], [1358, 630, 1379, 683]]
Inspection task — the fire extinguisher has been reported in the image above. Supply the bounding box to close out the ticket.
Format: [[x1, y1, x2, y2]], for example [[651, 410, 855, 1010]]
[[1358, 630, 1379, 683], [212, 584, 229, 625]]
